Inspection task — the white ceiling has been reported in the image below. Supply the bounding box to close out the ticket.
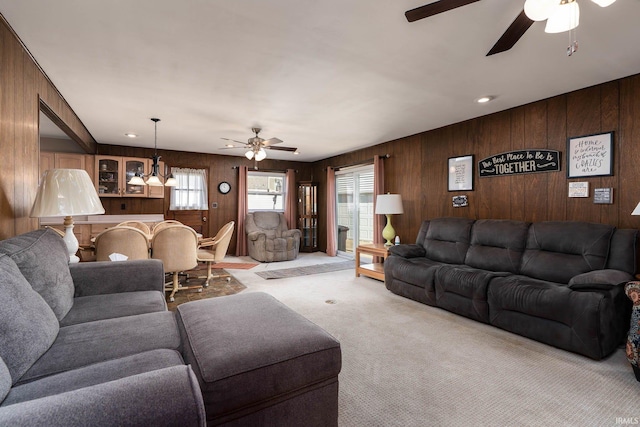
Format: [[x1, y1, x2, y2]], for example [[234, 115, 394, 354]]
[[3, 0, 640, 162]]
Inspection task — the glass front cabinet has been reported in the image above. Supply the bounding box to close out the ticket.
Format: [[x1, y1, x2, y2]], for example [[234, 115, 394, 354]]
[[95, 156, 148, 197], [298, 181, 318, 252]]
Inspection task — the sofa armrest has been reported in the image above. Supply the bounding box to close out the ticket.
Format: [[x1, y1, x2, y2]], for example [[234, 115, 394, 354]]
[[0, 365, 205, 427], [70, 259, 165, 297], [247, 231, 274, 242], [388, 244, 426, 259], [567, 269, 633, 291]]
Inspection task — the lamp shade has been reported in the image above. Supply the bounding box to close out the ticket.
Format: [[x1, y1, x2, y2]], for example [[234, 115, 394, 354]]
[[375, 194, 404, 215], [632, 202, 640, 216], [591, 0, 616, 6], [146, 175, 163, 186], [524, 0, 558, 21], [31, 169, 105, 217]]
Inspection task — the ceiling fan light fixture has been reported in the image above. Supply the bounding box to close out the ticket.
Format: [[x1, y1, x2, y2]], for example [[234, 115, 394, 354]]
[[255, 148, 267, 161], [591, 0, 616, 7], [545, 0, 579, 34], [524, 0, 558, 21], [245, 150, 254, 160]]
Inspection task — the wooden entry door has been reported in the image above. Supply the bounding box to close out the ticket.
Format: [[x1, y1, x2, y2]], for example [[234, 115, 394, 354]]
[[167, 210, 208, 237]]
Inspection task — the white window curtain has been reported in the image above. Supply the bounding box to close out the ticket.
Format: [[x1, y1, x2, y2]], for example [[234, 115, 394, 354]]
[[170, 167, 208, 210]]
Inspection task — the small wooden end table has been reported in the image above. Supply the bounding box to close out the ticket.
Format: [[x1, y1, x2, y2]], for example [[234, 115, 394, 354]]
[[355, 243, 390, 281]]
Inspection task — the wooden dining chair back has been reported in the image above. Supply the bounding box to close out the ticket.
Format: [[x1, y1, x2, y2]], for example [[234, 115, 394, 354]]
[[94, 226, 150, 261], [151, 224, 200, 302]]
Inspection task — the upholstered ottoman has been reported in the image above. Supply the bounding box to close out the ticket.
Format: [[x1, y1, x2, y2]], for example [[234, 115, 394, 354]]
[[175, 292, 341, 426]]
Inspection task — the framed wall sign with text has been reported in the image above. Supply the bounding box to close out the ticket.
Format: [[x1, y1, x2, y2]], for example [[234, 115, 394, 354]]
[[567, 131, 614, 178], [448, 155, 474, 191]]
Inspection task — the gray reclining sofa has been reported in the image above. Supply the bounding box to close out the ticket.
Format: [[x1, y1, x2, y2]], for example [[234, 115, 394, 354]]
[[0, 229, 341, 426], [385, 217, 637, 360]]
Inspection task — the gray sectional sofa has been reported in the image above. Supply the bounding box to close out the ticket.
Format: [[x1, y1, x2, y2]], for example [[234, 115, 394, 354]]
[[385, 217, 637, 360], [0, 228, 341, 426]]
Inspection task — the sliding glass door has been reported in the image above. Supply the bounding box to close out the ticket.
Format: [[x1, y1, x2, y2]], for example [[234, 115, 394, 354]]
[[335, 165, 374, 256]]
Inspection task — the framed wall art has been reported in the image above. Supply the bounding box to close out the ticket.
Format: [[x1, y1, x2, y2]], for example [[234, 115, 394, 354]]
[[567, 131, 614, 178], [448, 155, 474, 191]]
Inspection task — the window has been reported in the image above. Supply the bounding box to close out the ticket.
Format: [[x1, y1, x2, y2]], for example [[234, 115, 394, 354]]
[[247, 171, 286, 212], [170, 168, 208, 210]]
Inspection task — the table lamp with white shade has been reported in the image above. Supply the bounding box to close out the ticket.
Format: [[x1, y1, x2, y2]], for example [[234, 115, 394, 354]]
[[375, 193, 404, 246], [31, 169, 105, 263]]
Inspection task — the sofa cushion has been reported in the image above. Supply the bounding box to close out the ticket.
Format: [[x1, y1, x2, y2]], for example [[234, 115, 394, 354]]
[[0, 357, 10, 404], [3, 349, 184, 406], [0, 229, 74, 320], [0, 254, 59, 384], [60, 291, 167, 327], [421, 217, 474, 264], [520, 221, 614, 284], [17, 311, 180, 384], [607, 228, 638, 275], [465, 219, 530, 273]]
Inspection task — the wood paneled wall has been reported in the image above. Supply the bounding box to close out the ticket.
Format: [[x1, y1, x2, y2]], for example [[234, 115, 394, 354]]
[[313, 75, 640, 252], [3, 11, 640, 253], [0, 15, 96, 239], [97, 144, 312, 252]]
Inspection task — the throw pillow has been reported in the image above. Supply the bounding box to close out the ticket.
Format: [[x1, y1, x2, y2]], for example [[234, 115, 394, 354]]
[[0, 229, 74, 320], [0, 254, 59, 384]]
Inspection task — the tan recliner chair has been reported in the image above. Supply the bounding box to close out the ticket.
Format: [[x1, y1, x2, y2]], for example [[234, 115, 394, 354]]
[[151, 224, 201, 302], [94, 226, 150, 261], [246, 212, 301, 262], [197, 221, 235, 286]]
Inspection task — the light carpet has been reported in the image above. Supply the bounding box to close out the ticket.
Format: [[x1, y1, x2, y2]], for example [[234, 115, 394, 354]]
[[224, 253, 638, 426], [255, 260, 354, 279]]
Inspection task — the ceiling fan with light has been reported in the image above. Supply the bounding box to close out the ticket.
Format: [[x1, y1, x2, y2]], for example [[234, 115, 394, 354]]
[[221, 127, 298, 168], [405, 0, 617, 56]]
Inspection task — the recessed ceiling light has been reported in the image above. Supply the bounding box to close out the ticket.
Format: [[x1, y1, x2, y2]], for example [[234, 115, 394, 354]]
[[476, 96, 494, 104], [225, 144, 234, 148], [124, 133, 138, 138], [294, 151, 300, 155]]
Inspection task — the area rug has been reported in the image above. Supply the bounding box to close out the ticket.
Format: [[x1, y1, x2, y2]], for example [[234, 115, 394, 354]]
[[212, 262, 259, 270], [255, 260, 354, 279], [166, 268, 246, 311]]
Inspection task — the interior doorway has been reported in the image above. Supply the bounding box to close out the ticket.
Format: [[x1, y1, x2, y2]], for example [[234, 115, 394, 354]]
[[335, 165, 374, 258]]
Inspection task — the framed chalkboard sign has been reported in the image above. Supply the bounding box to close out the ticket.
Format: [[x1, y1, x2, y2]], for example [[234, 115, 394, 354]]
[[567, 132, 614, 178], [448, 155, 474, 191]]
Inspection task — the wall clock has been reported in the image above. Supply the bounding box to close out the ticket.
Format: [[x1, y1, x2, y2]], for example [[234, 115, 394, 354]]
[[218, 181, 231, 194]]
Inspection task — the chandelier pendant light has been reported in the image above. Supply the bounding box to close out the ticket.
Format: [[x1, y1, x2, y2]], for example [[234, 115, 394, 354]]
[[128, 118, 177, 187]]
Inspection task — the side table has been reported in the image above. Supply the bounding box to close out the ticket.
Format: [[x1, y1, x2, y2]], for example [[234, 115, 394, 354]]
[[355, 243, 390, 281]]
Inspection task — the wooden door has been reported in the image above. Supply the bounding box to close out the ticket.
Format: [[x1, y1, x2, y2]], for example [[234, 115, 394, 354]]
[[167, 210, 208, 237]]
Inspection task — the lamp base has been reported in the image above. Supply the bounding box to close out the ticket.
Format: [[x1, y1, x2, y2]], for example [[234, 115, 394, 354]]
[[63, 216, 80, 263], [382, 214, 396, 247]]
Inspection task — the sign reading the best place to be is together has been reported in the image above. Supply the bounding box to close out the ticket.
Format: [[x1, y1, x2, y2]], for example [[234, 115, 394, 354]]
[[478, 149, 560, 177]]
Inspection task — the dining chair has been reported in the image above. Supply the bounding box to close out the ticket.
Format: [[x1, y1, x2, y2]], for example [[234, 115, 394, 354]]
[[151, 224, 201, 302], [196, 221, 235, 286], [116, 221, 151, 237], [152, 220, 183, 234], [94, 226, 150, 261]]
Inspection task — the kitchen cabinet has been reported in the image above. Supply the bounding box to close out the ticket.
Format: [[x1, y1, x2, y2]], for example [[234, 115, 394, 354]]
[[95, 156, 148, 197]]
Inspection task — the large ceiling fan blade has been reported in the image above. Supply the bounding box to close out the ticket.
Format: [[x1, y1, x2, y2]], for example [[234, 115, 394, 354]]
[[405, 0, 481, 23], [262, 137, 283, 146], [267, 146, 298, 152], [486, 9, 534, 56]]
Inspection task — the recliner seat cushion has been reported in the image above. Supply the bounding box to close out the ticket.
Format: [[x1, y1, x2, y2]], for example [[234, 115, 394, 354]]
[[465, 219, 530, 273], [0, 357, 10, 404], [520, 222, 614, 284], [0, 229, 74, 320], [0, 254, 59, 384]]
